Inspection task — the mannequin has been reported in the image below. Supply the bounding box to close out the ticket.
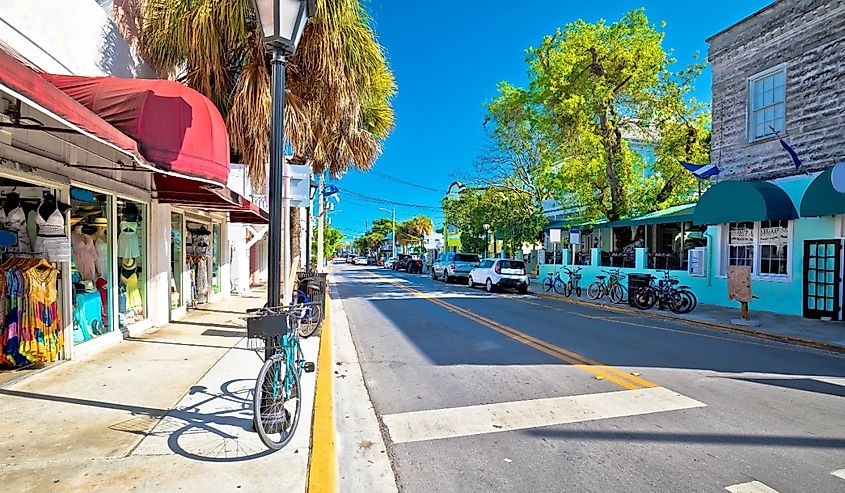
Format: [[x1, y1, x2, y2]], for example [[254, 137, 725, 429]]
[[0, 192, 35, 252], [117, 203, 141, 259], [35, 192, 71, 261]]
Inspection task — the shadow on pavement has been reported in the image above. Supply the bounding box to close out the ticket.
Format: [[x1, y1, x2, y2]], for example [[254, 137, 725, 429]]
[[721, 376, 845, 399]]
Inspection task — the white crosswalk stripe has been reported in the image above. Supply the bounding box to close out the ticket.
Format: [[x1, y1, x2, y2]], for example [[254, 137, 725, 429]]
[[831, 468, 845, 481], [724, 481, 780, 493]]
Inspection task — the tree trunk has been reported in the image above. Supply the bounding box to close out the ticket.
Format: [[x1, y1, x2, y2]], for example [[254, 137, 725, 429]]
[[290, 207, 303, 271]]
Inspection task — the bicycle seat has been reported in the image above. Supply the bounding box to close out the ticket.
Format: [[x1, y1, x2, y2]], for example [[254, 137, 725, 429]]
[[678, 285, 690, 290], [596, 275, 606, 280], [670, 279, 680, 285]]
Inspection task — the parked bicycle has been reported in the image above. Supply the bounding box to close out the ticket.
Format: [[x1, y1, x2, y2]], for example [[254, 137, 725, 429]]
[[587, 268, 627, 303], [245, 304, 317, 450], [630, 271, 697, 314], [561, 267, 583, 297], [542, 269, 565, 295]]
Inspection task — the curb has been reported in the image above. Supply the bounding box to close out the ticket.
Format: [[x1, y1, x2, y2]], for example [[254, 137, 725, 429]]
[[533, 291, 845, 354], [307, 290, 337, 493]]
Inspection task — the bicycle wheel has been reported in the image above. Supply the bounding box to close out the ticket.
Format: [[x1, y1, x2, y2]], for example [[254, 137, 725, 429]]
[[636, 287, 659, 309], [609, 284, 626, 304], [542, 277, 554, 292], [674, 290, 697, 314], [586, 282, 602, 300], [562, 280, 573, 297], [297, 305, 322, 338], [253, 354, 302, 450], [575, 285, 582, 297], [552, 278, 566, 295]]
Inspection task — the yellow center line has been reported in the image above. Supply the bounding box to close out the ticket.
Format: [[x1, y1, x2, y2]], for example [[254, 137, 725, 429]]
[[369, 272, 657, 390]]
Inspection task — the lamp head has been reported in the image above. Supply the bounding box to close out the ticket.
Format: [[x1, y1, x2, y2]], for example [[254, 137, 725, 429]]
[[250, 0, 313, 53]]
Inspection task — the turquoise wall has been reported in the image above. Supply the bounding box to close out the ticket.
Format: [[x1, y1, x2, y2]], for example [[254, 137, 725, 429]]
[[537, 174, 839, 318]]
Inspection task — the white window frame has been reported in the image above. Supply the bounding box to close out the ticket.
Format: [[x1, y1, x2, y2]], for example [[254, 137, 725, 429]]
[[720, 220, 793, 282], [747, 64, 787, 143]]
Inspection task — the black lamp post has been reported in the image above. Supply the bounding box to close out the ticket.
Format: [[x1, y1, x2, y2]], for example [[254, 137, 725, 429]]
[[249, 0, 314, 309], [483, 223, 490, 259]]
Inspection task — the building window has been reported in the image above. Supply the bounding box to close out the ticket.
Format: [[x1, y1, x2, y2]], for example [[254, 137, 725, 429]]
[[749, 69, 785, 141], [759, 220, 789, 275], [723, 220, 790, 278]]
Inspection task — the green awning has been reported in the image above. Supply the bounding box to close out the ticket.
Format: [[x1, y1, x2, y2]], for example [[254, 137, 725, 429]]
[[608, 203, 696, 227], [693, 180, 797, 225], [800, 167, 845, 217]]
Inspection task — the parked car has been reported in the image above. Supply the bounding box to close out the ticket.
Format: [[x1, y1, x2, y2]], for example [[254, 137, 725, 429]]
[[367, 256, 377, 265], [384, 257, 397, 269], [468, 258, 529, 294], [407, 257, 423, 274], [432, 252, 481, 283], [393, 254, 410, 271], [333, 256, 345, 264], [354, 256, 369, 266], [346, 255, 356, 264]]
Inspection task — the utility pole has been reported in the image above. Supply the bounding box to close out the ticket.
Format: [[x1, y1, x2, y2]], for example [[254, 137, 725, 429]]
[[379, 207, 395, 259], [317, 172, 325, 272]]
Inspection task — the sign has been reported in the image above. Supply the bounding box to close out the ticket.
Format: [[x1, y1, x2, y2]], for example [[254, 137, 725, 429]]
[[760, 225, 788, 242], [549, 229, 561, 243], [287, 164, 312, 208], [688, 247, 707, 277], [569, 228, 580, 246], [728, 265, 752, 302], [729, 225, 754, 244]]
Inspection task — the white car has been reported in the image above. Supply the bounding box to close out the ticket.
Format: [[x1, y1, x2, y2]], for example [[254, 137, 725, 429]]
[[468, 258, 530, 294], [354, 256, 369, 266], [384, 257, 397, 269]]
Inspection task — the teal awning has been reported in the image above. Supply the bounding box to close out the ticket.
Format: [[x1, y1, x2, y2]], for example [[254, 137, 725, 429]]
[[693, 180, 797, 225], [800, 167, 845, 217], [608, 203, 696, 227]]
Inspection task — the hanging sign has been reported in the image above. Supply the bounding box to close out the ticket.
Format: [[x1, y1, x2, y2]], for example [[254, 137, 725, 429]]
[[569, 228, 580, 245], [759, 225, 788, 242], [549, 229, 561, 243]]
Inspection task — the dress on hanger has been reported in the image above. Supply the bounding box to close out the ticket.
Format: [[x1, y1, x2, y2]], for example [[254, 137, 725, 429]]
[[35, 205, 69, 262], [120, 267, 143, 313], [95, 238, 108, 278], [0, 206, 32, 252], [117, 221, 141, 258], [71, 232, 98, 281], [21, 264, 62, 363]]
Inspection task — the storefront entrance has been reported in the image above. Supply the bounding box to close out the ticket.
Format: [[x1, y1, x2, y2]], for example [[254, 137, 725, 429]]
[[803, 239, 842, 320]]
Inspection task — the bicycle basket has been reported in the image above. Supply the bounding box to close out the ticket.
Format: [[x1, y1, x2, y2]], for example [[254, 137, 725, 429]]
[[246, 312, 290, 339], [572, 274, 582, 282]]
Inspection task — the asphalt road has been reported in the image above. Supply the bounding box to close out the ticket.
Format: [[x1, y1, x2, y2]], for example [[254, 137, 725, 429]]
[[333, 263, 845, 493]]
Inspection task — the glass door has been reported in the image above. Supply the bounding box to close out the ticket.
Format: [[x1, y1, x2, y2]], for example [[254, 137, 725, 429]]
[[170, 212, 184, 309]]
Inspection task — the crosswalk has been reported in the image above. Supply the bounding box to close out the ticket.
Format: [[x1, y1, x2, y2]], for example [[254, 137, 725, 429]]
[[725, 469, 845, 492]]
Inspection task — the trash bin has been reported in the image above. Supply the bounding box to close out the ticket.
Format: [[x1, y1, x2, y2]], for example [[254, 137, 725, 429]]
[[627, 273, 652, 307]]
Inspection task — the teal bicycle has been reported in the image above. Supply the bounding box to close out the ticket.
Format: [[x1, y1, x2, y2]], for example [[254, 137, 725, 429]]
[[246, 303, 317, 449]]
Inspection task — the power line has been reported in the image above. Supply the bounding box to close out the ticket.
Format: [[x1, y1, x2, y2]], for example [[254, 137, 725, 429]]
[[335, 186, 442, 211], [370, 170, 444, 193]]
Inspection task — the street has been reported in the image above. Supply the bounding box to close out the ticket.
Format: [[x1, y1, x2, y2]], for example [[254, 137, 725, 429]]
[[333, 264, 845, 493]]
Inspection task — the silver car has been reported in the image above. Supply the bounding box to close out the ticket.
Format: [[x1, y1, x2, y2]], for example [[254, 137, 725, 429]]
[[432, 252, 481, 283]]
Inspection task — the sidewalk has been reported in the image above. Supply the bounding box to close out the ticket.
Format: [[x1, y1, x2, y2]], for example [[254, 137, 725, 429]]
[[530, 285, 845, 353], [0, 291, 319, 493]]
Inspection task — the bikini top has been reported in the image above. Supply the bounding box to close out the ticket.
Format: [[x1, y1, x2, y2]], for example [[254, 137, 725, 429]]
[[120, 221, 138, 234], [36, 206, 65, 237]]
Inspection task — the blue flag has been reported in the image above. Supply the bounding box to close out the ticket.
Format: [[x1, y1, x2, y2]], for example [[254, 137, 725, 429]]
[[680, 161, 720, 179], [769, 126, 802, 168]]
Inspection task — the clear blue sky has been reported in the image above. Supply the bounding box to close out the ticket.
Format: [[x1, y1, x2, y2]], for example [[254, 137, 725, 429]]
[[329, 1, 772, 239]]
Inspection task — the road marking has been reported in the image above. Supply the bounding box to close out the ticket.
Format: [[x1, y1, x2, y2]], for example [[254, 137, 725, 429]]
[[832, 468, 845, 481], [382, 386, 705, 444], [724, 481, 780, 493], [307, 291, 336, 493], [368, 271, 656, 390]]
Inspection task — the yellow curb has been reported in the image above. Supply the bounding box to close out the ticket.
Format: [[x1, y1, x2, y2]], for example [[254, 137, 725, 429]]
[[307, 291, 336, 493], [534, 291, 845, 354]]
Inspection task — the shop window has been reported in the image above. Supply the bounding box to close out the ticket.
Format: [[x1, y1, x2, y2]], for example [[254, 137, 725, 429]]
[[212, 222, 221, 294], [749, 67, 785, 141], [759, 219, 789, 276], [680, 222, 708, 271], [186, 221, 212, 307], [171, 213, 183, 308], [70, 187, 112, 344], [723, 220, 791, 278], [647, 222, 682, 270], [608, 226, 642, 268], [117, 200, 146, 327], [0, 178, 66, 367]]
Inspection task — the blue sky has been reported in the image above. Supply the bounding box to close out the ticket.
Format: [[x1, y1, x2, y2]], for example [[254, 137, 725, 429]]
[[328, 1, 772, 239]]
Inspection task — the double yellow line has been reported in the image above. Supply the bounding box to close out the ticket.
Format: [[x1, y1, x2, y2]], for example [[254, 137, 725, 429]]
[[372, 272, 656, 391]]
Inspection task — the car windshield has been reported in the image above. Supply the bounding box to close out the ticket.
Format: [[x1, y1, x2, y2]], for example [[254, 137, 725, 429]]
[[455, 254, 480, 263], [499, 260, 525, 270]]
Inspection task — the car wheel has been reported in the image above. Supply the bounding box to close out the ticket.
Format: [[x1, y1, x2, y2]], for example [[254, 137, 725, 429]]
[[518, 285, 528, 295], [444, 271, 452, 283], [467, 276, 474, 288], [431, 269, 438, 280], [485, 279, 495, 293]]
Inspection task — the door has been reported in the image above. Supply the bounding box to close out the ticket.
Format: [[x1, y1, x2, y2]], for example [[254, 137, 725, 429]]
[[803, 239, 841, 320]]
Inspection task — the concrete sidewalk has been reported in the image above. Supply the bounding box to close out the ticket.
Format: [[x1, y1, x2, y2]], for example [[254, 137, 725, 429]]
[[530, 284, 845, 353], [0, 291, 319, 493]]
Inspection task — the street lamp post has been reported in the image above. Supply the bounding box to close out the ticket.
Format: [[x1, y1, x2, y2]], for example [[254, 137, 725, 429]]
[[483, 223, 490, 259], [249, 0, 314, 310], [443, 181, 464, 254], [378, 207, 395, 260]]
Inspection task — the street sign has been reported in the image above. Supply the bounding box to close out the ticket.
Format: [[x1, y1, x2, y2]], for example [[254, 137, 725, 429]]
[[569, 228, 580, 246], [549, 229, 561, 243], [288, 163, 312, 208]]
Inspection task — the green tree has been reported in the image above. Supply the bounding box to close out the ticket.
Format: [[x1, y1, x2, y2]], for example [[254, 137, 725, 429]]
[[491, 9, 709, 222], [322, 226, 344, 258]]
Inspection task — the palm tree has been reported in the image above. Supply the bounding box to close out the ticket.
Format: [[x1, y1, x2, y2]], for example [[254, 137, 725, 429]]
[[126, 0, 395, 265], [399, 216, 433, 254]]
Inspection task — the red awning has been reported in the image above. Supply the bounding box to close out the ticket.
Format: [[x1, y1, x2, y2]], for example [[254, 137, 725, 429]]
[[42, 74, 230, 187], [230, 200, 269, 224], [0, 49, 144, 161]]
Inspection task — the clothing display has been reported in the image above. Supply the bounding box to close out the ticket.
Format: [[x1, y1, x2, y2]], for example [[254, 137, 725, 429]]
[[117, 221, 141, 258], [186, 255, 209, 306], [73, 290, 103, 344], [35, 203, 70, 262], [95, 238, 108, 278], [119, 265, 144, 325], [0, 257, 63, 367], [71, 232, 98, 281], [0, 206, 32, 253]]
